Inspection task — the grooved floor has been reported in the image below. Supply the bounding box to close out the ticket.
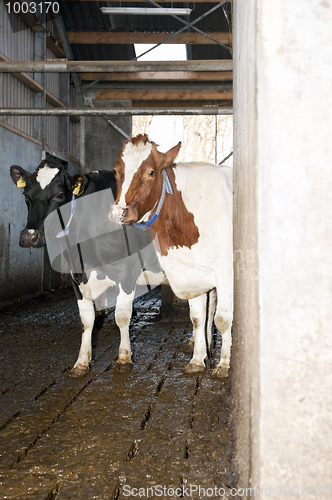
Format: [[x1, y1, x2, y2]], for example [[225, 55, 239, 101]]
[[0, 288, 237, 499]]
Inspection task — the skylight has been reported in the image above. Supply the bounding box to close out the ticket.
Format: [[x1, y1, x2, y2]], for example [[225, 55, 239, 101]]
[[135, 44, 187, 61]]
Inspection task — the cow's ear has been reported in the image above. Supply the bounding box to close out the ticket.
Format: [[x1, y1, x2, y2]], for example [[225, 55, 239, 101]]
[[153, 141, 181, 171], [45, 152, 68, 170], [10, 165, 31, 189], [72, 174, 88, 196], [162, 142, 181, 169]]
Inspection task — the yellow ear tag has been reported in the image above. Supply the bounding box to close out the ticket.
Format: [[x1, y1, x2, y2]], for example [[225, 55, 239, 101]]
[[73, 182, 82, 196], [16, 176, 26, 189]]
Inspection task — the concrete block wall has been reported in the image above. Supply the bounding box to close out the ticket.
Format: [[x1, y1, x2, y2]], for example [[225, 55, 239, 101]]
[[233, 0, 332, 494], [0, 127, 44, 301], [0, 127, 79, 302], [81, 100, 132, 173]]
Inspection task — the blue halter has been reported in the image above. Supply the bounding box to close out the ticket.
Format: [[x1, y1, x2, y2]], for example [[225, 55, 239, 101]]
[[133, 170, 173, 231], [56, 194, 76, 238]]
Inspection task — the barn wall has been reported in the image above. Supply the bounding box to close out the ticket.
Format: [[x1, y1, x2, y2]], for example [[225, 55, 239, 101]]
[[0, 6, 82, 303], [233, 0, 332, 493], [0, 128, 43, 301], [0, 126, 81, 302]]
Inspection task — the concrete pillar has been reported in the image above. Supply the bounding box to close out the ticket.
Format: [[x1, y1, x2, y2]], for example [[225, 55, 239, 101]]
[[233, 0, 332, 494], [81, 99, 132, 173]]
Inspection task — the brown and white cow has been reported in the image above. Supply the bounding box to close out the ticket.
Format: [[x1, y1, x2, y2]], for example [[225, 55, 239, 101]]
[[110, 134, 233, 377]]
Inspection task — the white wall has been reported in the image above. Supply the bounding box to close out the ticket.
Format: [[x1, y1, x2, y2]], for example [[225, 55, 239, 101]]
[[233, 0, 332, 492]]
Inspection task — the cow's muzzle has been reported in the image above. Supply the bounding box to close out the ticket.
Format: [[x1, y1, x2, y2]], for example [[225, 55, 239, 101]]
[[20, 229, 45, 248], [109, 204, 130, 224]]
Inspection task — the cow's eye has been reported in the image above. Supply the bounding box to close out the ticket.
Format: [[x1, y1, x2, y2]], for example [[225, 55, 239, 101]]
[[149, 170, 155, 177], [53, 192, 65, 201]]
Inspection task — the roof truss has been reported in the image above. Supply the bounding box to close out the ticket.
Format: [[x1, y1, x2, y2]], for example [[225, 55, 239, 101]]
[[0, 0, 233, 113], [67, 32, 232, 45]]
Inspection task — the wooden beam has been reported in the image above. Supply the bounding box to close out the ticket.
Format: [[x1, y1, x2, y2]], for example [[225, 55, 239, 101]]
[[0, 121, 80, 162], [0, 51, 42, 92], [0, 120, 42, 146], [79, 71, 233, 82], [67, 31, 232, 45], [0, 51, 79, 122], [132, 100, 233, 109], [0, 116, 80, 159], [0, 60, 233, 72], [95, 88, 233, 100]]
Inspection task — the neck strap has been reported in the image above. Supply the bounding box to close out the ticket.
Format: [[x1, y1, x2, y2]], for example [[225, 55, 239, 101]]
[[56, 194, 76, 238], [133, 170, 173, 231]]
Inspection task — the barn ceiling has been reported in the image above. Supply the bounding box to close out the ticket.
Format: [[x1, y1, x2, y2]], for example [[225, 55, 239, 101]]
[[54, 0, 233, 111]]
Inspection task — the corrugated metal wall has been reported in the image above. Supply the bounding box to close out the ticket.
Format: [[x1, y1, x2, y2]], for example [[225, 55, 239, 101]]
[[0, 1, 35, 135], [0, 0, 80, 161], [0, 2, 33, 59], [0, 73, 35, 135], [0, 1, 81, 302]]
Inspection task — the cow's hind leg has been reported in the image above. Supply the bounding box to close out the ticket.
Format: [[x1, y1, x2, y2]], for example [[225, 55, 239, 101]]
[[184, 294, 207, 374], [206, 288, 217, 353], [185, 294, 205, 351], [212, 292, 233, 379], [185, 296, 203, 353], [114, 285, 135, 373], [70, 296, 94, 377]]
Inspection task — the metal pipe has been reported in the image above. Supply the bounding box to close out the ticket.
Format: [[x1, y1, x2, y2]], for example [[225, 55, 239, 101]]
[[0, 60, 232, 73], [101, 6, 192, 15], [219, 150, 233, 164], [0, 107, 233, 116], [106, 119, 131, 140]]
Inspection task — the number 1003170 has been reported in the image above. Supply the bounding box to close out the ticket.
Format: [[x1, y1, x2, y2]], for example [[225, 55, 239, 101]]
[[6, 2, 60, 14]]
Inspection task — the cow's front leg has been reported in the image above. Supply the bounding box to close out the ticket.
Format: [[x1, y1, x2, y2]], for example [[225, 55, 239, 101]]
[[70, 296, 94, 377], [184, 294, 207, 374], [114, 285, 135, 373]]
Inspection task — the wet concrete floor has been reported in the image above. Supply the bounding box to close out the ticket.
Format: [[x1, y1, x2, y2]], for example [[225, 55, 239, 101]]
[[0, 288, 237, 499]]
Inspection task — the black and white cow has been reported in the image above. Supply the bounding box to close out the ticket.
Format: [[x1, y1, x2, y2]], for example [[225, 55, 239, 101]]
[[10, 154, 166, 375]]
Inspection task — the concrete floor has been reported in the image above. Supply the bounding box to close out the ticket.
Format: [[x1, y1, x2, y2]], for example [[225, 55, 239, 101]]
[[0, 288, 237, 499]]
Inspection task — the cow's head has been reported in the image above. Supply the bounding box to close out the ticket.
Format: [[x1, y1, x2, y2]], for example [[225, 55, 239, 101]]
[[110, 134, 181, 224], [10, 154, 71, 247]]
